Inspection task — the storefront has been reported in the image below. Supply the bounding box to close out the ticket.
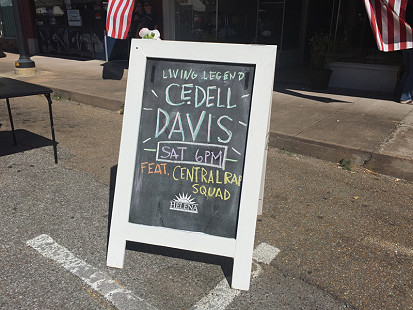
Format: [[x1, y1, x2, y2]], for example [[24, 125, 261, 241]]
[[169, 0, 401, 69], [0, 0, 316, 64], [0, 0, 404, 91], [1, 0, 389, 64]]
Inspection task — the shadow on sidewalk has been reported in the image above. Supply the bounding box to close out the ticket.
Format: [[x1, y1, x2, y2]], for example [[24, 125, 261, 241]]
[[102, 60, 129, 80], [107, 165, 233, 284], [275, 83, 396, 102], [277, 87, 352, 104], [0, 129, 55, 157]]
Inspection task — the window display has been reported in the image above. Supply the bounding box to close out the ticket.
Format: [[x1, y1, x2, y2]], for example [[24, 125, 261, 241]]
[[34, 0, 106, 59]]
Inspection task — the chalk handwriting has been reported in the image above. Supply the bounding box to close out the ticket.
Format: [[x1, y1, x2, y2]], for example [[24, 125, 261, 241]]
[[170, 165, 242, 201], [165, 83, 235, 108], [140, 162, 168, 175], [162, 69, 245, 81], [156, 141, 228, 169], [172, 165, 242, 186], [155, 109, 233, 144]]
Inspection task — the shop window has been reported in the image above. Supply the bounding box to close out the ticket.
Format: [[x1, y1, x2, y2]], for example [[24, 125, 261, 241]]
[[307, 0, 401, 66], [256, 0, 285, 46], [282, 0, 302, 49], [34, 0, 106, 59], [174, 0, 257, 44]]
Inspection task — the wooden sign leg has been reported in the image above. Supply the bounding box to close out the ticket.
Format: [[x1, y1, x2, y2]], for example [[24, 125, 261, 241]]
[[231, 211, 257, 290], [257, 146, 268, 216], [258, 102, 272, 216], [231, 247, 254, 290], [107, 233, 127, 268]]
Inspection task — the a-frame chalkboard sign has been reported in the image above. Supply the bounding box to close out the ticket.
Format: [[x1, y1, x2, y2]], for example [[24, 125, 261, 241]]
[[107, 40, 276, 290]]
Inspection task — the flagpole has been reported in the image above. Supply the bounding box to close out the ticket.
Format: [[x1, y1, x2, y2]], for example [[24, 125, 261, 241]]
[[333, 0, 342, 50], [104, 30, 109, 62], [329, 0, 336, 39]]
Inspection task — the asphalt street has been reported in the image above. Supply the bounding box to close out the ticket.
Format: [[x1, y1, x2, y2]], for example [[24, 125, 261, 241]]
[[0, 95, 412, 309]]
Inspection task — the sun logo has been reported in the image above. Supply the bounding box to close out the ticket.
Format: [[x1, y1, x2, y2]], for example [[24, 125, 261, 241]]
[[174, 193, 195, 204], [170, 193, 198, 213]]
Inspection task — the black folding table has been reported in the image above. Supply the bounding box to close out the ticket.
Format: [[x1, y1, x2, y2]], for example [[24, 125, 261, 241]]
[[0, 77, 58, 163]]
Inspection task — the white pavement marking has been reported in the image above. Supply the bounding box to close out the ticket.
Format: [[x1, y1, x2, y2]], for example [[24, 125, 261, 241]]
[[191, 243, 279, 310], [253, 242, 281, 264], [191, 263, 262, 310], [26, 234, 158, 310], [191, 278, 241, 310]]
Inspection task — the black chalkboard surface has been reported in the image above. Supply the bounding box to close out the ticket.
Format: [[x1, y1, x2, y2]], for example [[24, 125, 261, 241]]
[[129, 58, 256, 238]]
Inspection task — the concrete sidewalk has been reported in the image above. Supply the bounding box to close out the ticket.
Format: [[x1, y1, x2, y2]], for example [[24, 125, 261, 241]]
[[1, 53, 412, 181]]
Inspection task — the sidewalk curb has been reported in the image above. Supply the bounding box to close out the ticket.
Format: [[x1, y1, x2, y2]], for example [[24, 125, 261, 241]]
[[49, 87, 413, 182], [46, 88, 413, 182], [366, 153, 413, 181], [50, 87, 124, 112], [269, 132, 413, 181]]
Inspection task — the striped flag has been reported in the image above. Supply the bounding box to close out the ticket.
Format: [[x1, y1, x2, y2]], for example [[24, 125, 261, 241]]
[[106, 0, 134, 39], [363, 0, 413, 51]]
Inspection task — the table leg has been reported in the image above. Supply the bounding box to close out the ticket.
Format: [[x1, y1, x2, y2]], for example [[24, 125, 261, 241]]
[[6, 98, 17, 146], [45, 93, 58, 164]]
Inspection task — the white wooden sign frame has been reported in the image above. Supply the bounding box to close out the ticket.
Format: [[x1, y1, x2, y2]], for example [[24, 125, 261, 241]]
[[107, 39, 276, 290]]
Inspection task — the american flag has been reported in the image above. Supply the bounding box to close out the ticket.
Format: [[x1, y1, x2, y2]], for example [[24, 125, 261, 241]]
[[363, 0, 413, 51], [106, 0, 134, 39]]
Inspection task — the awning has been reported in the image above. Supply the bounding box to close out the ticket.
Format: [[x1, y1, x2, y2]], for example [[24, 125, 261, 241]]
[[363, 0, 412, 51]]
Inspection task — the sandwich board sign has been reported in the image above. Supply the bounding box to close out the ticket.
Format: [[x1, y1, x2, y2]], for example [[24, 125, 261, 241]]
[[107, 39, 276, 290]]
